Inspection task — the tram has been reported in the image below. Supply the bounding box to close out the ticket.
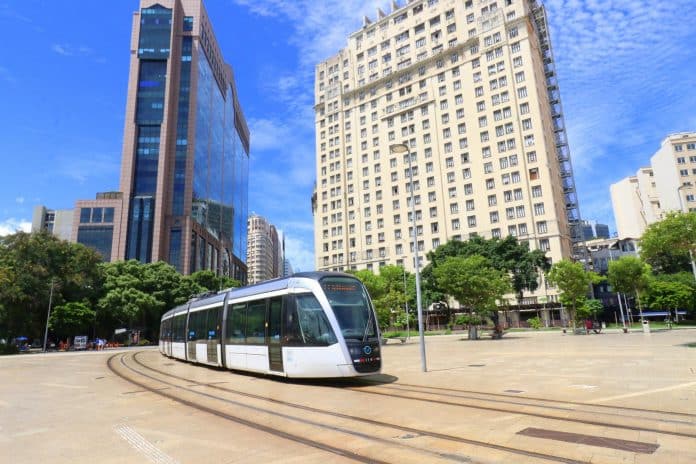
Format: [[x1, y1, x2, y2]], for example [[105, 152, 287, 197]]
[[159, 272, 382, 378]]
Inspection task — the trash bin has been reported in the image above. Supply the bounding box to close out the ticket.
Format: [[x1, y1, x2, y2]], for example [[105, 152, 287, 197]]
[[642, 320, 650, 333]]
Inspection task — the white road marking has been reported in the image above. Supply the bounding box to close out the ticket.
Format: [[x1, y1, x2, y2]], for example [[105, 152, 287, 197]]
[[569, 384, 598, 390], [114, 424, 179, 464], [588, 380, 696, 403]]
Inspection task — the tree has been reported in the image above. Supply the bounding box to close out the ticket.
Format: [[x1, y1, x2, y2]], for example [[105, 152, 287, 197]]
[[424, 236, 549, 305], [187, 270, 241, 291], [607, 256, 652, 321], [98, 260, 203, 340], [640, 211, 696, 274], [433, 255, 511, 337], [547, 259, 598, 329], [348, 266, 415, 331], [643, 280, 692, 321], [49, 302, 96, 341], [0, 232, 103, 341], [577, 299, 603, 321]]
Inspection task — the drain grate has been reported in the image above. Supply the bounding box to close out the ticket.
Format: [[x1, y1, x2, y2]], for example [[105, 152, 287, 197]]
[[517, 427, 659, 454]]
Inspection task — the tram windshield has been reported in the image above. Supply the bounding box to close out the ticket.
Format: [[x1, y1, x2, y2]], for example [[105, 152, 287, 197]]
[[320, 277, 378, 341]]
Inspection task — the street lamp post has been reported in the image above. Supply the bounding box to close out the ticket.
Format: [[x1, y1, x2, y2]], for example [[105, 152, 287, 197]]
[[401, 260, 410, 341], [43, 279, 55, 353], [391, 142, 427, 372]]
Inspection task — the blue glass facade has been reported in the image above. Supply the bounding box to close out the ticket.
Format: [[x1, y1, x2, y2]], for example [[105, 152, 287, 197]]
[[77, 226, 114, 262], [190, 41, 248, 277], [123, 2, 249, 280], [126, 5, 172, 263]]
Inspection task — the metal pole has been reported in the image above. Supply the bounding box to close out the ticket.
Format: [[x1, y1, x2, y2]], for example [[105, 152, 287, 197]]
[[43, 279, 55, 353], [406, 147, 427, 372], [403, 265, 410, 340], [609, 248, 626, 330]]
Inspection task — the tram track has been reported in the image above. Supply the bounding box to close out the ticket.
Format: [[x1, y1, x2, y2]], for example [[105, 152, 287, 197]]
[[107, 353, 389, 464], [371, 381, 696, 419], [344, 383, 696, 439], [115, 351, 593, 463]]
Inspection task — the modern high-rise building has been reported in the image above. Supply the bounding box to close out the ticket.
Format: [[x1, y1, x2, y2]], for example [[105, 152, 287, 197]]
[[313, 0, 579, 281], [246, 214, 285, 284], [117, 0, 250, 281], [611, 133, 696, 238], [580, 220, 610, 241]]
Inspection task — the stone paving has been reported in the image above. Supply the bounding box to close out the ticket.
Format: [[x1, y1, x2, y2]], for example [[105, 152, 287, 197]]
[[0, 328, 694, 463]]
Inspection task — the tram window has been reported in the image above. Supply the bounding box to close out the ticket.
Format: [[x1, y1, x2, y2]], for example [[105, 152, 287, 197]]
[[269, 297, 282, 342], [246, 300, 266, 344], [295, 294, 337, 346], [174, 314, 186, 342], [188, 310, 204, 341], [226, 303, 246, 344], [283, 298, 303, 345], [205, 306, 222, 339]]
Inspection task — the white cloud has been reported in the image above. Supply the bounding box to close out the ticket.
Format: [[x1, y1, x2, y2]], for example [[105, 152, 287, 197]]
[[0, 218, 31, 236], [54, 152, 120, 184], [50, 43, 98, 59], [283, 236, 315, 272], [15, 197, 24, 205]]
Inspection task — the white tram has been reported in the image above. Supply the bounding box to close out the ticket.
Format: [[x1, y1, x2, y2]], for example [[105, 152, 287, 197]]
[[159, 272, 382, 378]]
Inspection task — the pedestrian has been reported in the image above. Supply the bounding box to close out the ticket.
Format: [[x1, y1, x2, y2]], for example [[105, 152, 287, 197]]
[[584, 318, 592, 335]]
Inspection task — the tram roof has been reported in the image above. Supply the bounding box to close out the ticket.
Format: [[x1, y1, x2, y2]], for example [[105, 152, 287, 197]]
[[161, 272, 361, 320]]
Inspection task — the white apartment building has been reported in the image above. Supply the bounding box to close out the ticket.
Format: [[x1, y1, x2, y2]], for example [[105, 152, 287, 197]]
[[611, 132, 696, 238], [246, 214, 284, 284], [313, 0, 579, 293], [32, 206, 74, 241]]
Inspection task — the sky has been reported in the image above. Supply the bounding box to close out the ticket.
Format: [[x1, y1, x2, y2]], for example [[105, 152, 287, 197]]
[[0, 0, 695, 273]]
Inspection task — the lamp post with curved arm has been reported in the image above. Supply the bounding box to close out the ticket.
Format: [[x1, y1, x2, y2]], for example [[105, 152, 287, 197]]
[[390, 142, 427, 372]]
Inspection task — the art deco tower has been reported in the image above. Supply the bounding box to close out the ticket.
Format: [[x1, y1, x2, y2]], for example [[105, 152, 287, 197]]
[[313, 0, 580, 285]]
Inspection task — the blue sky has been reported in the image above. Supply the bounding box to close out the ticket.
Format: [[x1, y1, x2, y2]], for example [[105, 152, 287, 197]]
[[1, 0, 695, 272]]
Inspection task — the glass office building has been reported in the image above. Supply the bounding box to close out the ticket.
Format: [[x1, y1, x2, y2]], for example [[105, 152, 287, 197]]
[[118, 0, 249, 281]]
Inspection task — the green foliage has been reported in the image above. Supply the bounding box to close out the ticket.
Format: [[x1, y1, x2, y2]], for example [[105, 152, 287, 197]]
[[433, 255, 511, 316], [649, 273, 696, 316], [547, 260, 598, 326], [349, 265, 415, 331], [577, 299, 603, 320], [455, 313, 485, 327], [49, 301, 96, 340], [0, 232, 103, 340], [607, 256, 652, 317], [187, 270, 240, 291], [527, 316, 543, 330], [424, 236, 549, 304], [644, 280, 693, 312], [98, 260, 204, 340], [640, 211, 696, 274]]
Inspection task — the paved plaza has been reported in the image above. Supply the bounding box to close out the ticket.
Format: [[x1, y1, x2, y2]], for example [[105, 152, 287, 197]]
[[1, 329, 695, 463]]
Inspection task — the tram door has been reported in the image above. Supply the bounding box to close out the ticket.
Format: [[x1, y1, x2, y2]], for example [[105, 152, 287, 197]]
[[268, 297, 284, 372]]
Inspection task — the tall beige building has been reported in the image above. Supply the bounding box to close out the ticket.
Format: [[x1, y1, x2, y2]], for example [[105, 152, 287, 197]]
[[246, 214, 284, 284], [611, 132, 696, 238], [313, 0, 579, 280]]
